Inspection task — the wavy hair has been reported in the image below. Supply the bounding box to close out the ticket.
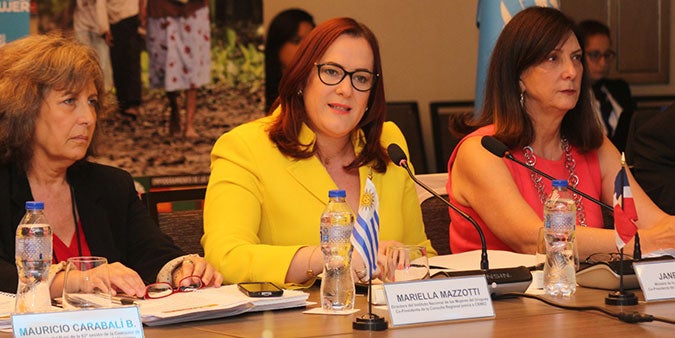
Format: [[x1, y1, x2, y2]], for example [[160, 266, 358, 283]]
[[0, 33, 114, 170]]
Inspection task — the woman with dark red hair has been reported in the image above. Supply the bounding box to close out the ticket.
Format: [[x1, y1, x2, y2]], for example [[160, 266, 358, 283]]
[[203, 17, 436, 288]]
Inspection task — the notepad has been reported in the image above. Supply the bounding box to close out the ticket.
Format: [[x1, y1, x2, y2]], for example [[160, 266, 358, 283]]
[[138, 284, 309, 326]]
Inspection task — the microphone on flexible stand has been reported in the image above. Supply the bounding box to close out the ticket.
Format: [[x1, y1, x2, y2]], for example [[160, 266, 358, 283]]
[[480, 136, 613, 211], [387, 144, 532, 297], [480, 135, 640, 305]]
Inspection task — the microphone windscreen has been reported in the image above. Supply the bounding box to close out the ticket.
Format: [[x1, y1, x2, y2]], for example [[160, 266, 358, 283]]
[[481, 136, 509, 158], [387, 144, 407, 166]]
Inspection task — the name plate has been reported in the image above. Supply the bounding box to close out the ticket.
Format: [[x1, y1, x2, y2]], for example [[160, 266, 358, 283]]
[[383, 275, 494, 326], [12, 306, 144, 338], [634, 260, 675, 301]]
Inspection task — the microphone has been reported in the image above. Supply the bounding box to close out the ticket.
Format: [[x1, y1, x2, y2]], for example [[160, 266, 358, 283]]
[[387, 144, 532, 297], [480, 136, 649, 292], [480, 136, 612, 211]]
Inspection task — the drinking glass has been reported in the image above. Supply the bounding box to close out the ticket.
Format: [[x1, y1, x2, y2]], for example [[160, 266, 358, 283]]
[[62, 256, 112, 310], [383, 245, 429, 282]]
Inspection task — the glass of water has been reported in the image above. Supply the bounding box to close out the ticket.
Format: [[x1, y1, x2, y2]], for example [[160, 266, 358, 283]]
[[62, 256, 112, 310]]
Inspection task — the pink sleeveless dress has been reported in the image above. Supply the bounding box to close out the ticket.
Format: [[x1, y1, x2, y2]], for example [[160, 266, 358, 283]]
[[447, 125, 605, 253]]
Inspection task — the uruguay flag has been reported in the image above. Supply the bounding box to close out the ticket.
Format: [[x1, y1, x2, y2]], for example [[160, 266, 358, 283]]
[[351, 177, 380, 280], [613, 166, 638, 250]]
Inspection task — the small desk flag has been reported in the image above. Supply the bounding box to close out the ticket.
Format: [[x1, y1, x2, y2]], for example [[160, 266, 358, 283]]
[[613, 165, 638, 250], [351, 177, 380, 280]]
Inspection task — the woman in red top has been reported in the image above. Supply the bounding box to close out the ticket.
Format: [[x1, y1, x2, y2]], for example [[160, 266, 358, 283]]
[[0, 34, 222, 296], [447, 7, 675, 259]]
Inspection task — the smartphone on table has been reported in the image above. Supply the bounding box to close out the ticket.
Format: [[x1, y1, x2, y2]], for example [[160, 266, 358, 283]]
[[237, 282, 284, 297]]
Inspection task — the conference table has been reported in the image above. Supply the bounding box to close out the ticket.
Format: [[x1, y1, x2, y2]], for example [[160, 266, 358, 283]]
[[3, 285, 673, 337], [136, 285, 673, 337]]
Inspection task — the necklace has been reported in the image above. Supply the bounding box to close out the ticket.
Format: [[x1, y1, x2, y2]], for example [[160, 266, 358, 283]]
[[522, 138, 587, 227]]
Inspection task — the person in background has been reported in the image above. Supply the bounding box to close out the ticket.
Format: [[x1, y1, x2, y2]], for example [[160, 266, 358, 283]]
[[0, 34, 222, 296], [629, 103, 675, 214], [69, 0, 114, 91], [142, 0, 211, 139], [203, 17, 436, 288], [447, 7, 674, 259], [577, 19, 635, 154], [107, 0, 144, 119], [264, 8, 315, 114]]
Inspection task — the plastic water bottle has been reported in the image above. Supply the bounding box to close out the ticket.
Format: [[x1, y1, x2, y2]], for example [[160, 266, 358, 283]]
[[319, 190, 355, 311], [15, 201, 53, 313], [543, 180, 578, 296]]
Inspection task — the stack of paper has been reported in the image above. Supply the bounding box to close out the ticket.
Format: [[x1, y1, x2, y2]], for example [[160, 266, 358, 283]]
[[139, 285, 309, 326], [0, 292, 14, 330]]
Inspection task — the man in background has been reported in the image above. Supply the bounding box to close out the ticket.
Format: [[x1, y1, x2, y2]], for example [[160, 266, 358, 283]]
[[577, 20, 635, 154], [108, 0, 143, 119]]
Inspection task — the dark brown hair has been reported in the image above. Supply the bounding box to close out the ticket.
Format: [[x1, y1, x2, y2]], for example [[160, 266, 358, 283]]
[[0, 33, 114, 169], [577, 19, 611, 47], [268, 17, 388, 172], [455, 7, 603, 152]]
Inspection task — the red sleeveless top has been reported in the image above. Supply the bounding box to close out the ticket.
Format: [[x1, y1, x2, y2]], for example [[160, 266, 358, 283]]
[[447, 125, 604, 253]]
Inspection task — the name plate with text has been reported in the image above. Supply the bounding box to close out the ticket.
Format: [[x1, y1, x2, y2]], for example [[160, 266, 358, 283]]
[[634, 260, 675, 301], [11, 306, 144, 338], [383, 275, 494, 326]]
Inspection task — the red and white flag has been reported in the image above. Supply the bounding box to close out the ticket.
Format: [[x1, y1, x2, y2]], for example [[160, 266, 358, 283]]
[[613, 166, 638, 250]]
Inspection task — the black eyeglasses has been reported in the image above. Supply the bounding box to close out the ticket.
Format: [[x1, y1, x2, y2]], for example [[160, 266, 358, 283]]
[[144, 275, 204, 299], [586, 50, 616, 62], [314, 62, 378, 92]]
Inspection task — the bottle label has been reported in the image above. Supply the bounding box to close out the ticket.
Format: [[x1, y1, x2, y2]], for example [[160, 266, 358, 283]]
[[544, 211, 576, 232]]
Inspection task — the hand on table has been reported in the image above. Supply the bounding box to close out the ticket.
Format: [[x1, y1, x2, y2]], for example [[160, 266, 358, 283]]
[[173, 255, 223, 288]]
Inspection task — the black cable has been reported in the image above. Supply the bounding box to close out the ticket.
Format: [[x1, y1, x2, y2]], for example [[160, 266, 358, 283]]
[[494, 292, 675, 325]]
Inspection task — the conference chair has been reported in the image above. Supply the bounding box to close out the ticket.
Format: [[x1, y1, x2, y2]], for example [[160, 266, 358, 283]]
[[385, 101, 428, 174], [415, 173, 451, 255], [141, 187, 207, 256], [624, 95, 675, 165], [429, 101, 474, 173]]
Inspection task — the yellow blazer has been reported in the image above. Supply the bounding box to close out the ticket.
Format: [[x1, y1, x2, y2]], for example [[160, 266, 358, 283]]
[[203, 114, 436, 288]]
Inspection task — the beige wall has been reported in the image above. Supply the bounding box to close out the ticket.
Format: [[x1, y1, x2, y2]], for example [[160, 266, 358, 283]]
[[264, 0, 675, 171]]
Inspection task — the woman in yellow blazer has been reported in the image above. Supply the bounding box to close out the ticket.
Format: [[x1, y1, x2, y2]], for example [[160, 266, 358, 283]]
[[203, 17, 436, 289]]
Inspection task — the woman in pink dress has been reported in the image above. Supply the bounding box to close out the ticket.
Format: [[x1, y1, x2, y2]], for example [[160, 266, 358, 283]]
[[447, 7, 675, 259]]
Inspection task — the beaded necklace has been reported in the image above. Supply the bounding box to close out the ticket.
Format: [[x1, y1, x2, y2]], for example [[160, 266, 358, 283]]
[[522, 138, 587, 227]]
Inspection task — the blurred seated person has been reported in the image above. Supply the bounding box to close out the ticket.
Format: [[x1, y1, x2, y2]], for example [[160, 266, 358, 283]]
[[447, 7, 675, 259], [577, 19, 635, 154], [0, 34, 222, 296], [204, 17, 436, 288], [264, 8, 315, 113], [629, 103, 675, 214]]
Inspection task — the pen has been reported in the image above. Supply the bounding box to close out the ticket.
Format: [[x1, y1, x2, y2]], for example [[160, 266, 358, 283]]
[[410, 263, 449, 270], [162, 303, 218, 314]]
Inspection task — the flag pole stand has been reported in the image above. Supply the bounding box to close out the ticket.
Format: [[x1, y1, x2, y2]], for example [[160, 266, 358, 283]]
[[353, 278, 388, 331], [605, 248, 638, 306]]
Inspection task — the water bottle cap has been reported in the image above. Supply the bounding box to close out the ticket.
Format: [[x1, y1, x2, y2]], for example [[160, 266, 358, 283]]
[[552, 180, 568, 188], [25, 201, 44, 210], [328, 189, 346, 198]]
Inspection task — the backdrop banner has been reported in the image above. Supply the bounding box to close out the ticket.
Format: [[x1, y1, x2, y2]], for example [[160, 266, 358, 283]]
[[0, 0, 30, 47]]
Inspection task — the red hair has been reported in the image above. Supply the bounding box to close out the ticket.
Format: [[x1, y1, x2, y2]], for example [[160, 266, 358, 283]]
[[268, 17, 388, 172]]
